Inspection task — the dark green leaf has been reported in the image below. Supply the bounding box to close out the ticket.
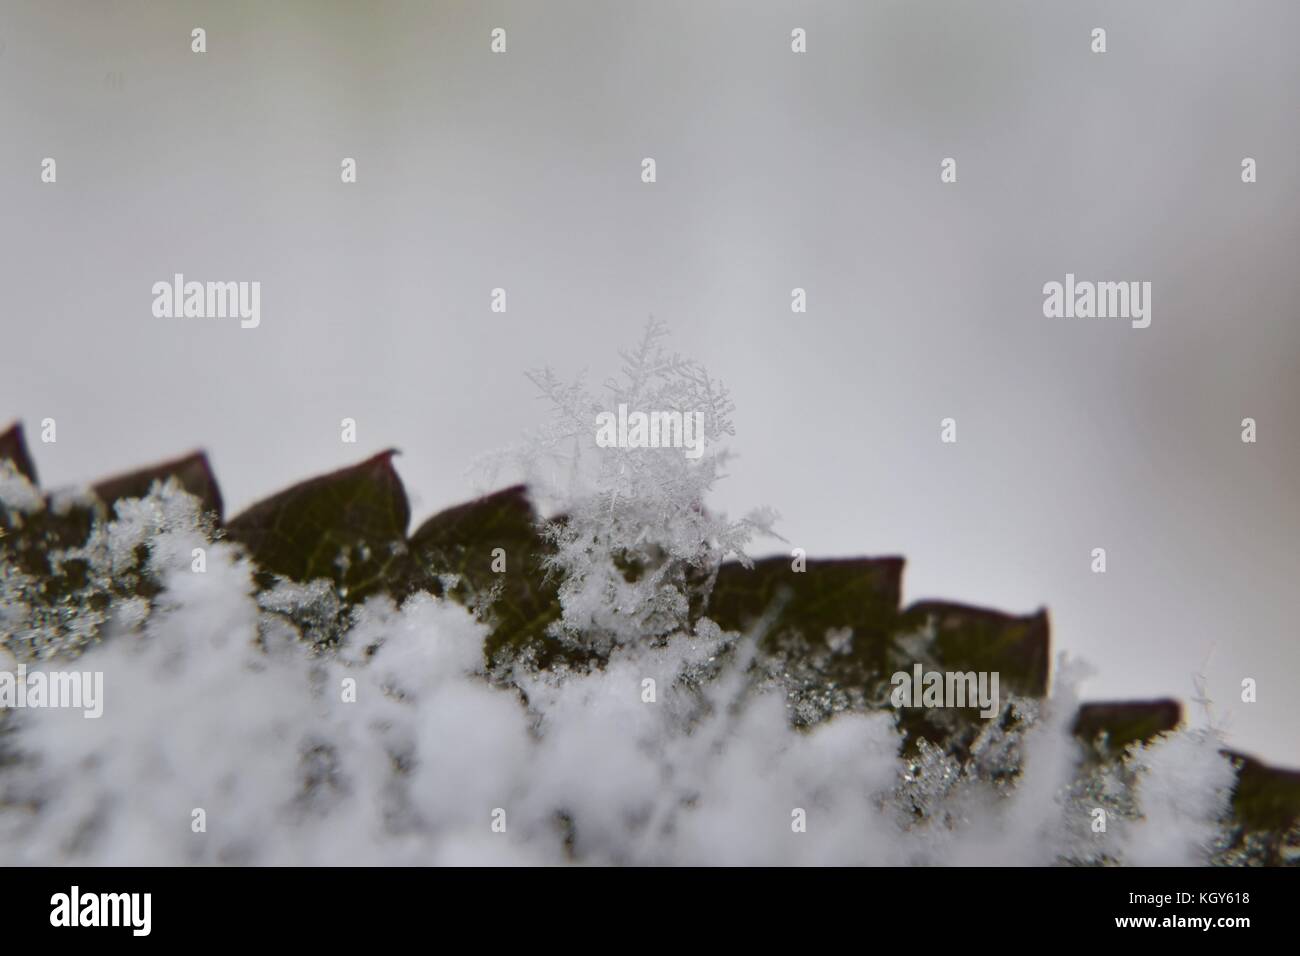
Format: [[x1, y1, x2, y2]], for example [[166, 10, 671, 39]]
[[704, 556, 904, 659], [226, 450, 410, 604], [408, 485, 564, 668], [94, 450, 223, 521], [1224, 750, 1300, 836], [899, 601, 1050, 698], [1071, 699, 1181, 758]]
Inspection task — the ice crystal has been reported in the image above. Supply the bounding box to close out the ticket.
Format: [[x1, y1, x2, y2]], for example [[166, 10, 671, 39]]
[[511, 319, 777, 648], [1, 477, 213, 661]]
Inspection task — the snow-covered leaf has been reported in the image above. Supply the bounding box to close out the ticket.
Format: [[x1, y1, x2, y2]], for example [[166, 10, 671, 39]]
[[407, 484, 565, 669]]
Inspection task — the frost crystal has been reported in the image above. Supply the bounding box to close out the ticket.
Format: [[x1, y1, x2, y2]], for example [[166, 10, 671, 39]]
[[513, 320, 776, 648], [1, 477, 213, 661]]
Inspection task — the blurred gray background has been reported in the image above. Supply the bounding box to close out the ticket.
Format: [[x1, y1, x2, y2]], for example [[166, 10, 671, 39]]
[[2, 1, 1297, 763]]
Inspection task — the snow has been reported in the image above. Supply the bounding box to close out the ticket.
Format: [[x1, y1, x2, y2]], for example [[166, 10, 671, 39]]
[[0, 477, 1237, 863], [0, 462, 43, 515], [0, 326, 1242, 865]]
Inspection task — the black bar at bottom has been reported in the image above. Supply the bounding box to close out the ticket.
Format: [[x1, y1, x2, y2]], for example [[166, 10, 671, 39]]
[[0, 865, 1284, 941]]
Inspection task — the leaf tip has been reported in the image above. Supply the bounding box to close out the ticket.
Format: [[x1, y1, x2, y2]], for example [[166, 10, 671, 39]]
[[0, 420, 39, 485]]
